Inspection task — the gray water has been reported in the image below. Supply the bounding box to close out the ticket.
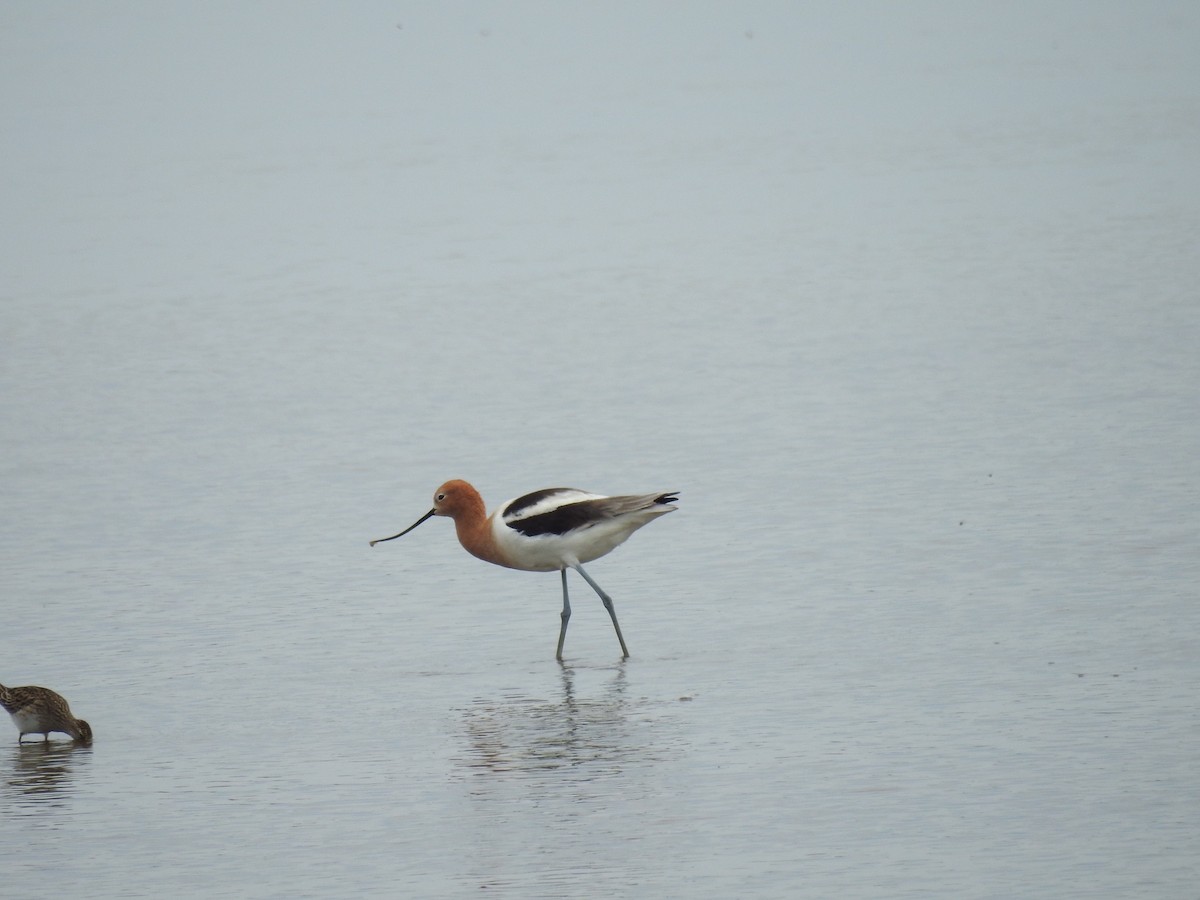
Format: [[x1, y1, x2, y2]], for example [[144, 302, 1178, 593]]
[[2, 3, 1198, 897]]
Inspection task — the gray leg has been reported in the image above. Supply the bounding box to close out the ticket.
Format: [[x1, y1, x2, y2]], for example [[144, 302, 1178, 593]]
[[571, 563, 631, 658], [556, 567, 572, 661]]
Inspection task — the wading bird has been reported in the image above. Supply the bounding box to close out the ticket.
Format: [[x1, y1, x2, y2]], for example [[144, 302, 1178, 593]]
[[371, 479, 677, 660], [0, 682, 93, 745]]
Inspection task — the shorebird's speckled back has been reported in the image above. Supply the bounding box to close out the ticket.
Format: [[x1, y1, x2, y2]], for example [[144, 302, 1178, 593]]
[[0, 683, 93, 745]]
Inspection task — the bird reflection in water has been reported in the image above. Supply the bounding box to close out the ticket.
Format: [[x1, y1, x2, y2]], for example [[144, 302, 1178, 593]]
[[2, 741, 90, 814], [460, 662, 662, 777]]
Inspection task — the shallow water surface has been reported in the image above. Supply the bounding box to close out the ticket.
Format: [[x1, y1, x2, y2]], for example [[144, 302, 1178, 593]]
[[2, 3, 1198, 898]]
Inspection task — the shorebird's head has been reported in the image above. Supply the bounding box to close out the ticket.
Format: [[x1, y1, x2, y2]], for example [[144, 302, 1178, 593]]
[[73, 719, 93, 746], [369, 479, 482, 546], [429, 479, 480, 519]]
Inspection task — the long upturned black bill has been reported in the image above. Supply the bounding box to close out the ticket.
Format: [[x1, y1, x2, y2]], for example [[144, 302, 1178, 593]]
[[369, 509, 436, 547]]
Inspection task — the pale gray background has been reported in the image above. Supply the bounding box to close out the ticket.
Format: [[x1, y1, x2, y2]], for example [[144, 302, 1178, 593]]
[[3, 3, 1198, 897]]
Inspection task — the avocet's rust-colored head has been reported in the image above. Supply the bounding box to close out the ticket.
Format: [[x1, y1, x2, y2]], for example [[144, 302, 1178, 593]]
[[369, 480, 483, 546], [428, 479, 483, 519]]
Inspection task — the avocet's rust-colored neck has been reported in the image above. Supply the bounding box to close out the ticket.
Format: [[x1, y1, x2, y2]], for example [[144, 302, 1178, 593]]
[[435, 480, 507, 567]]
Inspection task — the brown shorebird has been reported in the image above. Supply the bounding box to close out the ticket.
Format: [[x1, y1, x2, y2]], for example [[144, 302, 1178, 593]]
[[0, 682, 93, 745]]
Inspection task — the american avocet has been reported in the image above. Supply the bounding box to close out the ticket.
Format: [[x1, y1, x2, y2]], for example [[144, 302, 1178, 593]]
[[0, 682, 93, 744], [371, 479, 678, 660]]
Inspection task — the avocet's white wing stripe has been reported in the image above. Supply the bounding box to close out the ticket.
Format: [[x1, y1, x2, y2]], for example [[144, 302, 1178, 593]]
[[499, 488, 607, 525]]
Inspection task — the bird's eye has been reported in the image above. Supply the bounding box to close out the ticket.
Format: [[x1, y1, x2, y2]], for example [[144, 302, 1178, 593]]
[[436, 493, 446, 502]]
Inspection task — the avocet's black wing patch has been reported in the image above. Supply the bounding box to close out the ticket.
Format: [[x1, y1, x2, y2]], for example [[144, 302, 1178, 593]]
[[502, 488, 576, 520], [507, 498, 611, 538], [504, 491, 678, 538], [501, 489, 604, 523]]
